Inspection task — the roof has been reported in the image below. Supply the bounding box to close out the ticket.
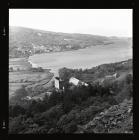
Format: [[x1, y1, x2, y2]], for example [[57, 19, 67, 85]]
[[69, 77, 80, 85]]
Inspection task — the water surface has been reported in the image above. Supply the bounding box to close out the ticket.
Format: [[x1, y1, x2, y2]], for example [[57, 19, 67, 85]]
[[29, 42, 132, 75]]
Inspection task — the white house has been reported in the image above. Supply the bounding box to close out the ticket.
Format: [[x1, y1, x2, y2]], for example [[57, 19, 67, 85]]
[[69, 77, 80, 86], [54, 78, 60, 89], [69, 77, 88, 86]]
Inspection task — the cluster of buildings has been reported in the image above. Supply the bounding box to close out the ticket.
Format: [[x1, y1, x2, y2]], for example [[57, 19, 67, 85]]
[[16, 43, 76, 57], [31, 43, 51, 53], [54, 76, 88, 91], [16, 44, 51, 56], [20, 72, 123, 102], [69, 77, 88, 86]]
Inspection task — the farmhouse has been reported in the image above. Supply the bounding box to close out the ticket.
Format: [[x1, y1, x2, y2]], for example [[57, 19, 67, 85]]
[[53, 76, 88, 91], [54, 77, 60, 89], [69, 77, 80, 86], [54, 76, 65, 91], [69, 77, 88, 86]]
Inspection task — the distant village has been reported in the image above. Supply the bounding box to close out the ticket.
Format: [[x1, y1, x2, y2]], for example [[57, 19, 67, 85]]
[[14, 42, 73, 57]]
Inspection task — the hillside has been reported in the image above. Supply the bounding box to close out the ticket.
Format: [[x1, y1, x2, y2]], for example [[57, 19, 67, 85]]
[[9, 59, 133, 134], [59, 59, 132, 83], [9, 59, 132, 104], [59, 59, 132, 103], [9, 26, 131, 58], [76, 98, 133, 133]]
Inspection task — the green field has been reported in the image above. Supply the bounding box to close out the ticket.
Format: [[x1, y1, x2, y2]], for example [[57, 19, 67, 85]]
[[9, 70, 51, 83], [9, 58, 54, 98], [9, 57, 31, 70]]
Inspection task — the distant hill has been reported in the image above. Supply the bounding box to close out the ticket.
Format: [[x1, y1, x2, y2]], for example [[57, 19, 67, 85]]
[[9, 26, 131, 58]]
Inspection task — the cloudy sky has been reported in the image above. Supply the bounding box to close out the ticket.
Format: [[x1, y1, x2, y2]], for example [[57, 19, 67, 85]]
[[9, 9, 132, 37]]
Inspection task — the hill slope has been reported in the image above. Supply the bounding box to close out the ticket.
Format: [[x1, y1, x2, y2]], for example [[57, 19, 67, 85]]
[[9, 59, 133, 134], [9, 26, 131, 58], [76, 98, 133, 133]]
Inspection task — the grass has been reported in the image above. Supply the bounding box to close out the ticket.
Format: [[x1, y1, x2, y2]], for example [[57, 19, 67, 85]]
[[9, 70, 51, 83], [9, 82, 30, 97], [9, 58, 54, 98], [9, 57, 31, 70]]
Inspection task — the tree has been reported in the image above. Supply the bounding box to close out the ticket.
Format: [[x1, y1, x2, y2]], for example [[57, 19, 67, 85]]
[[48, 90, 62, 107]]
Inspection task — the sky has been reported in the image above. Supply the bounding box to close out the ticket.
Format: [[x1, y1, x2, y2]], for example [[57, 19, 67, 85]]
[[9, 9, 132, 37]]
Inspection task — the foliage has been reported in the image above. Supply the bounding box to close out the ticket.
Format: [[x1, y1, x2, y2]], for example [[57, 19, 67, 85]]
[[9, 85, 28, 105], [9, 59, 132, 133], [77, 99, 133, 133]]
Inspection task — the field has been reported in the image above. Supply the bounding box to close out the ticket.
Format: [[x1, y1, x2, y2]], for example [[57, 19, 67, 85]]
[[9, 58, 54, 98], [9, 70, 51, 83], [9, 57, 31, 70], [9, 82, 30, 98], [9, 71, 53, 98]]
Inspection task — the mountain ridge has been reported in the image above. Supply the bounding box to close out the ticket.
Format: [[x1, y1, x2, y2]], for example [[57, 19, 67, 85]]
[[10, 26, 130, 38]]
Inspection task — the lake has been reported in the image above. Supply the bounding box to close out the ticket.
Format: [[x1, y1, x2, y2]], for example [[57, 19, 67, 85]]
[[29, 40, 132, 76]]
